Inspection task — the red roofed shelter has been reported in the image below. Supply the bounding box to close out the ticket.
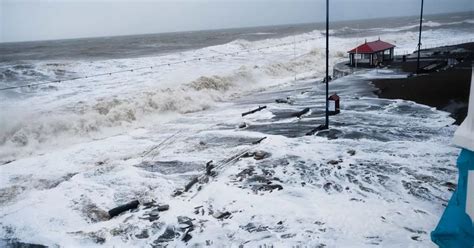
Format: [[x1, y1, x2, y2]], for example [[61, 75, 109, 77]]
[[348, 39, 396, 67]]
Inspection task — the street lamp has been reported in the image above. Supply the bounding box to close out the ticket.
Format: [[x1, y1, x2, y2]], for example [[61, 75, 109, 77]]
[[325, 0, 329, 129], [416, 0, 424, 73]]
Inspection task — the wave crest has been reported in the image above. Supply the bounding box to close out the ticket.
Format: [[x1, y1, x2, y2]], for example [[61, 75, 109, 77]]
[[187, 75, 233, 91]]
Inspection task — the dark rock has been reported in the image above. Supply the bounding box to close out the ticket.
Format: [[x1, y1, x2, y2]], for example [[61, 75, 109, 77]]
[[184, 177, 199, 192], [142, 200, 158, 209], [172, 190, 183, 197], [328, 160, 339, 165], [238, 122, 247, 129], [157, 204, 169, 212], [148, 216, 160, 222], [154, 226, 177, 244], [205, 161, 215, 176], [212, 211, 232, 220], [177, 216, 194, 230], [108, 200, 140, 218], [146, 210, 160, 222], [181, 230, 193, 243], [323, 182, 332, 192], [347, 150, 356, 156], [253, 184, 283, 192], [135, 230, 149, 239], [254, 151, 270, 160], [411, 236, 421, 241], [149, 210, 160, 217]]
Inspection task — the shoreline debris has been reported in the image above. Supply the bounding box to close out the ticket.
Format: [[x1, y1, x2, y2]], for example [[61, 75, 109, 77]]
[[157, 204, 170, 212], [205, 160, 216, 176], [153, 226, 177, 244], [252, 137, 267, 144], [253, 151, 270, 160], [108, 200, 140, 218], [275, 97, 294, 105], [212, 211, 232, 220], [177, 216, 195, 242], [184, 177, 199, 192], [305, 124, 332, 136], [1, 160, 15, 165], [291, 107, 310, 118], [242, 106, 267, 117]]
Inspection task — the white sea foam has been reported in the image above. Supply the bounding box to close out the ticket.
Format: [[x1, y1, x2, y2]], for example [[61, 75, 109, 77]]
[[0, 69, 459, 247]]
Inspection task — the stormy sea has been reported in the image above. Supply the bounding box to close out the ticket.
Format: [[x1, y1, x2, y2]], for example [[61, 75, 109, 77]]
[[0, 11, 473, 247]]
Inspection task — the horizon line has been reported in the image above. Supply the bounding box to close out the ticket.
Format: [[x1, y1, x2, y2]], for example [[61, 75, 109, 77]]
[[1, 10, 471, 44]]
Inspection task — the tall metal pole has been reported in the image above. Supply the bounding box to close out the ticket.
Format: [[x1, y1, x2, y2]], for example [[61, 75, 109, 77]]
[[416, 0, 424, 73], [325, 0, 329, 128]]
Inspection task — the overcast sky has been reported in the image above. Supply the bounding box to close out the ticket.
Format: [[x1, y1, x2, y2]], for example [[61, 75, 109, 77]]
[[1, 0, 473, 42]]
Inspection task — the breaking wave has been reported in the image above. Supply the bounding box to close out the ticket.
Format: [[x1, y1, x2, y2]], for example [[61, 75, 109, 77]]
[[0, 77, 235, 149], [333, 19, 474, 36], [0, 49, 328, 159]]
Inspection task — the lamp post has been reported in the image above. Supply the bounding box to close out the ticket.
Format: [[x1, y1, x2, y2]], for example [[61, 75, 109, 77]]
[[325, 0, 329, 129], [416, 0, 424, 73], [306, 0, 330, 135]]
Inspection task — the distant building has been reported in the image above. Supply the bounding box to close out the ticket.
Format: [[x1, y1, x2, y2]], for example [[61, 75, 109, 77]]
[[348, 39, 396, 67]]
